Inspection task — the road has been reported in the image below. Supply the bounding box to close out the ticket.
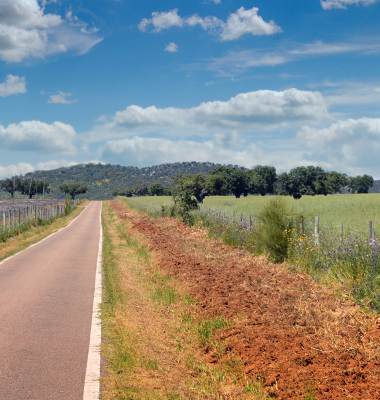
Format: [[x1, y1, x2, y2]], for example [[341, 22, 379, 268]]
[[0, 201, 102, 400]]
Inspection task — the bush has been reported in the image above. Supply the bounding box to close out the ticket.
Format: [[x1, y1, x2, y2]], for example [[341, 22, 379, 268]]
[[253, 197, 298, 263]]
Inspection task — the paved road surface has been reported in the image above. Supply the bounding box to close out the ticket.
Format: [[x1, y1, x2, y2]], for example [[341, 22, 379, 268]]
[[0, 201, 101, 400]]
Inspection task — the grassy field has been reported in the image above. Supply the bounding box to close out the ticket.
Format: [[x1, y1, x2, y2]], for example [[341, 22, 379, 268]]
[[127, 194, 380, 236]]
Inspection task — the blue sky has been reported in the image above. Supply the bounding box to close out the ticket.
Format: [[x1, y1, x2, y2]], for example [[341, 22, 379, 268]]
[[1, 0, 380, 178]]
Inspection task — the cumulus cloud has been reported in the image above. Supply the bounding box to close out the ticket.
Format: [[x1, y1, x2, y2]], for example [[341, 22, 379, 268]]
[[0, 159, 78, 179], [0, 120, 77, 155], [138, 7, 281, 40], [101, 136, 263, 167], [321, 0, 377, 9], [47, 91, 77, 104], [0, 74, 26, 97], [298, 118, 380, 175], [0, 0, 102, 63], [165, 42, 178, 52], [96, 89, 329, 139]]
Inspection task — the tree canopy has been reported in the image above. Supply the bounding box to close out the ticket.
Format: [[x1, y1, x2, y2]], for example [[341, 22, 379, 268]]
[[59, 182, 88, 200]]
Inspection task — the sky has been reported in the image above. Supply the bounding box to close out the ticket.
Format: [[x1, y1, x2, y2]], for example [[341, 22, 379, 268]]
[[1, 0, 380, 179]]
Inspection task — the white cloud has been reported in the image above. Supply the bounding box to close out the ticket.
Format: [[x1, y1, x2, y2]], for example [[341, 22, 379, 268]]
[[47, 91, 77, 104], [321, 0, 377, 9], [202, 41, 380, 76], [212, 0, 222, 3], [0, 74, 26, 97], [96, 89, 329, 138], [138, 7, 281, 40], [65, 7, 99, 34], [0, 159, 78, 179], [138, 9, 183, 33], [297, 118, 380, 175], [0, 121, 77, 155], [101, 136, 263, 167], [219, 7, 282, 40], [0, 162, 34, 179], [165, 42, 178, 52], [0, 0, 102, 63]]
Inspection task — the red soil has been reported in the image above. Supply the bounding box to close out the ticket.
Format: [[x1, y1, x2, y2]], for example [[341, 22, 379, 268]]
[[109, 200, 380, 399]]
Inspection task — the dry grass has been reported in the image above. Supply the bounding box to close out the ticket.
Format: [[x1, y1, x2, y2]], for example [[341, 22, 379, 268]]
[[101, 201, 269, 399], [0, 201, 89, 262]]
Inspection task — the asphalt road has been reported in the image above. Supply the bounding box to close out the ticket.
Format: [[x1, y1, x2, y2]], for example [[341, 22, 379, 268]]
[[0, 201, 102, 400]]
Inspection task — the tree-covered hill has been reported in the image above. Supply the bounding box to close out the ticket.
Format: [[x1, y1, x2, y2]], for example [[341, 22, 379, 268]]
[[3, 162, 246, 200]]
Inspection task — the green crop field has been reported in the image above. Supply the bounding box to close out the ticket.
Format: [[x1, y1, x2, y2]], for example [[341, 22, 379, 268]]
[[127, 194, 380, 236]]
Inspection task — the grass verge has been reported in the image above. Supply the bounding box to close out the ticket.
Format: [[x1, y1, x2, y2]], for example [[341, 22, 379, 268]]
[[100, 200, 269, 399], [0, 200, 88, 262]]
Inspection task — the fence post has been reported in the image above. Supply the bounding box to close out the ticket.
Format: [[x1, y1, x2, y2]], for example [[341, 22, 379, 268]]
[[315, 216, 319, 247], [340, 223, 343, 242], [232, 211, 235, 223], [373, 230, 376, 241], [369, 221, 373, 242], [249, 214, 252, 232]]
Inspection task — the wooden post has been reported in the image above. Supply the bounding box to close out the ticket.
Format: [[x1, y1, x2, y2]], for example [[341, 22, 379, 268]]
[[249, 214, 252, 232], [12, 209, 15, 229], [315, 216, 319, 247], [18, 209, 20, 226], [340, 223, 343, 241], [369, 221, 373, 242], [232, 211, 235, 223], [372, 229, 376, 241], [301, 215, 304, 235], [3, 212, 5, 231]]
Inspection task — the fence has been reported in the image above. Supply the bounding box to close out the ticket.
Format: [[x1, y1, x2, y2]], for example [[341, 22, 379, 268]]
[[0, 200, 79, 234], [200, 207, 378, 246]]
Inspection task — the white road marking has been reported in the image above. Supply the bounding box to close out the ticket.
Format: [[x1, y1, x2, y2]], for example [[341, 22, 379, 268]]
[[83, 202, 103, 400]]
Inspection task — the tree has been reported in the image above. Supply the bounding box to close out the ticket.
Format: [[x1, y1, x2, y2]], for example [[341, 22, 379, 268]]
[[210, 166, 246, 198], [251, 165, 277, 195], [326, 171, 349, 193], [59, 182, 88, 200], [285, 166, 328, 199], [133, 184, 148, 196], [162, 187, 172, 196], [112, 189, 133, 197], [0, 177, 22, 198], [348, 175, 374, 194], [19, 178, 49, 199], [149, 183, 164, 196], [245, 170, 267, 196], [171, 175, 198, 224], [205, 174, 229, 196]]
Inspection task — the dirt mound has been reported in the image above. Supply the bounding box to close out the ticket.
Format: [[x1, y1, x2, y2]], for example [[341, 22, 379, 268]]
[[109, 201, 380, 399]]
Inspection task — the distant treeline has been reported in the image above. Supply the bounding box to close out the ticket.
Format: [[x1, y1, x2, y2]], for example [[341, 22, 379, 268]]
[[174, 165, 374, 201], [0, 177, 49, 199], [120, 165, 373, 201], [112, 183, 172, 198]]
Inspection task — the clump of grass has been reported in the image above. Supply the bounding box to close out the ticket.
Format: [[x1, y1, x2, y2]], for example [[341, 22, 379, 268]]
[[150, 271, 178, 305], [196, 316, 229, 347]]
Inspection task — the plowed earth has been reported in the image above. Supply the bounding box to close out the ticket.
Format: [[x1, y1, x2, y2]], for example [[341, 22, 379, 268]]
[[109, 201, 380, 399]]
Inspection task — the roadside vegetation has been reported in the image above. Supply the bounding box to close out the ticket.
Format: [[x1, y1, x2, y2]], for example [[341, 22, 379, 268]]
[[100, 200, 269, 399], [0, 199, 87, 262], [125, 193, 380, 315]]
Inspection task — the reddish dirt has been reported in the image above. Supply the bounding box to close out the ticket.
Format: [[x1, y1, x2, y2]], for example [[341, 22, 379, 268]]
[[109, 200, 380, 399]]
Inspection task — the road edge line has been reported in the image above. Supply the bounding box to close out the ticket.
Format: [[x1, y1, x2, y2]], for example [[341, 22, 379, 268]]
[[83, 201, 103, 400], [0, 202, 91, 268]]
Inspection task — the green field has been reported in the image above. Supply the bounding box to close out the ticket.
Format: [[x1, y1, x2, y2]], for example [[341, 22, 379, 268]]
[[127, 194, 380, 236]]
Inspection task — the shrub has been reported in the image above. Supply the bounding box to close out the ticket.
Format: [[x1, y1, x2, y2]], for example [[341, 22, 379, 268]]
[[254, 197, 298, 263]]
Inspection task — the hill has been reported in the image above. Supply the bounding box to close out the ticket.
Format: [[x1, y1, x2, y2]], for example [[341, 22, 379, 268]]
[[9, 162, 246, 200]]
